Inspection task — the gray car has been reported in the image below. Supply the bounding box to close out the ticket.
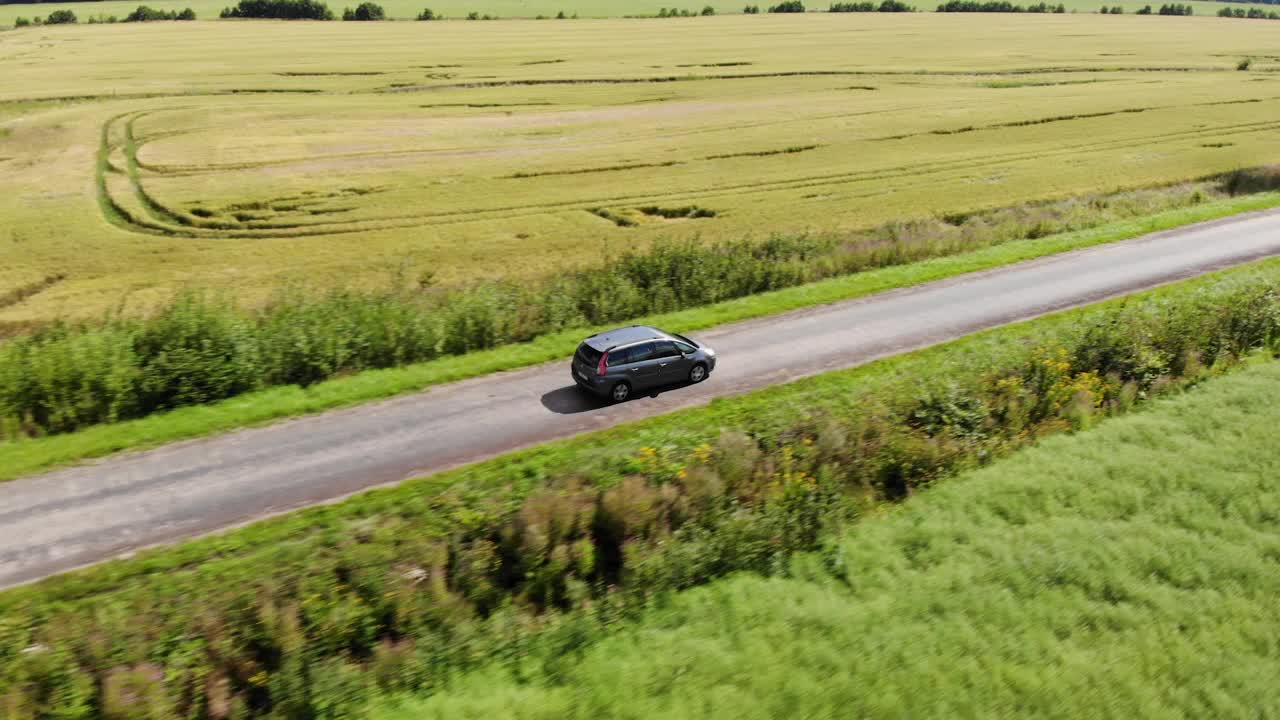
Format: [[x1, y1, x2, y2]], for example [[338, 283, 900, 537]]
[[571, 325, 717, 402]]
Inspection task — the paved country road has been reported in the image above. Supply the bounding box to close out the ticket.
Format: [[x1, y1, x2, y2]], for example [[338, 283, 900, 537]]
[[4, 208, 1280, 590]]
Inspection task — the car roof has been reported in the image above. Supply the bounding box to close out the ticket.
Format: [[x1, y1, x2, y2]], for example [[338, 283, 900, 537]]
[[583, 325, 668, 351]]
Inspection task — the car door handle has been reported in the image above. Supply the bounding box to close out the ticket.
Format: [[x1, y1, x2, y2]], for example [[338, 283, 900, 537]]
[[659, 363, 668, 367], [630, 367, 639, 372]]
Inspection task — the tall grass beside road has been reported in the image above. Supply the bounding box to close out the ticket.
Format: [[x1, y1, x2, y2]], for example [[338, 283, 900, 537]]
[[2, 261, 1277, 718], [375, 356, 1280, 719]]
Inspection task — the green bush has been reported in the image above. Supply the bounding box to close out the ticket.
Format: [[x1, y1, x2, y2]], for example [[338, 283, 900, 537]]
[[416, 6, 435, 18], [219, 0, 333, 19], [744, 2, 760, 10], [43, 9, 77, 23], [124, 5, 197, 21], [13, 16, 29, 25], [767, 0, 805, 10], [2, 271, 1278, 718], [343, 1, 385, 19]]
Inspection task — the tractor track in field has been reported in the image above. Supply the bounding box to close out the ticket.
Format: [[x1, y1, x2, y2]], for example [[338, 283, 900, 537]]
[[98, 112, 1280, 240]]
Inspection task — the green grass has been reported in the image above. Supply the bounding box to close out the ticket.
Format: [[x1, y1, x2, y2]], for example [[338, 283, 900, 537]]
[[2, 15, 1279, 325], [372, 354, 1280, 719], [2, 190, 1277, 483]]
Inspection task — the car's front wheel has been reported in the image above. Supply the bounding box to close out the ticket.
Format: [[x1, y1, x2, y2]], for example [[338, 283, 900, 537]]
[[610, 381, 631, 403], [689, 363, 708, 384]]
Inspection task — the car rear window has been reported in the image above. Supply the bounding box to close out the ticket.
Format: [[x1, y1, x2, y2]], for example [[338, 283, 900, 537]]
[[575, 344, 603, 366]]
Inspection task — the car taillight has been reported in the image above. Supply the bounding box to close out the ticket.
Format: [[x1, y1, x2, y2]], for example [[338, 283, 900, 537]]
[[597, 353, 608, 376]]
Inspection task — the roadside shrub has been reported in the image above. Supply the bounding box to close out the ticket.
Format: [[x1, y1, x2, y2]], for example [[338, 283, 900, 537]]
[[220, 0, 334, 19], [701, 4, 716, 13], [767, 0, 805, 10], [744, 2, 760, 10], [343, 1, 384, 18], [13, 16, 29, 25], [44, 9, 77, 23], [416, 6, 435, 18], [1136, 4, 1152, 12], [1158, 2, 1192, 13]]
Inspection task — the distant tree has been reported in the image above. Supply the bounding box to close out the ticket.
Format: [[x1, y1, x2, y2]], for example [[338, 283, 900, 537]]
[[1110, 4, 1122, 11], [1136, 3, 1151, 11], [221, 0, 334, 18], [744, 2, 760, 10], [767, 0, 805, 11], [701, 4, 716, 12], [556, 8, 567, 15], [466, 9, 479, 17], [416, 6, 435, 17], [45, 9, 77, 22], [342, 1, 384, 18], [14, 15, 30, 25], [124, 5, 195, 20]]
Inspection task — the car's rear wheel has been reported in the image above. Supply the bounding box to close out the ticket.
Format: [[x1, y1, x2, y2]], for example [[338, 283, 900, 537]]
[[610, 381, 631, 403], [689, 363, 708, 384]]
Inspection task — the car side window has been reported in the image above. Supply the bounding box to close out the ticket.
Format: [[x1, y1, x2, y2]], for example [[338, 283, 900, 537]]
[[673, 341, 696, 355], [653, 341, 680, 359], [607, 346, 633, 366], [628, 343, 657, 363]]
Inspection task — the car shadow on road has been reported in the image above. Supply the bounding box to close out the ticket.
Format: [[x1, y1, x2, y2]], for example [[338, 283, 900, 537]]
[[540, 383, 694, 415]]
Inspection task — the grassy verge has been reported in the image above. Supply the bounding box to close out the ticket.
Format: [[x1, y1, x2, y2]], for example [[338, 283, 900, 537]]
[[2, 259, 1277, 718], [2, 189, 1277, 483], [373, 356, 1280, 719]]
